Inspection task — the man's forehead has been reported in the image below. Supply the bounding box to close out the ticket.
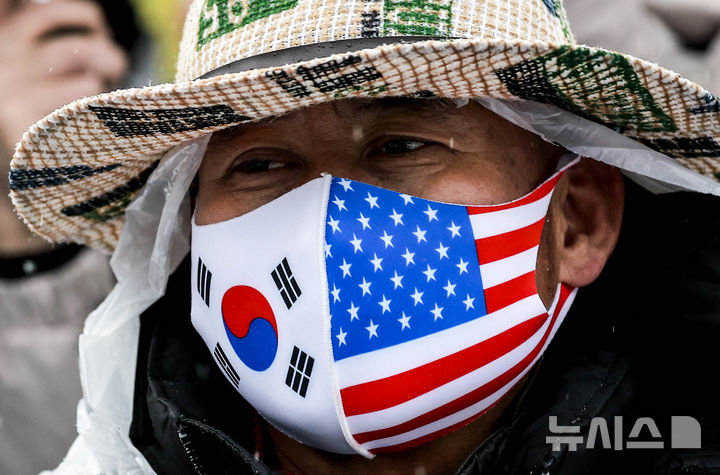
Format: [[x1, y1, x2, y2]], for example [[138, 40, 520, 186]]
[[212, 97, 465, 142]]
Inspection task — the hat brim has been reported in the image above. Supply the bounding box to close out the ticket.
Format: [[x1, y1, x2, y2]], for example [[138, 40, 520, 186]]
[[9, 37, 720, 253]]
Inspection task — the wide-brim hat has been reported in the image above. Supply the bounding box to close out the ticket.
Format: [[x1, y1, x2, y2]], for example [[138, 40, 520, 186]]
[[9, 0, 720, 254]]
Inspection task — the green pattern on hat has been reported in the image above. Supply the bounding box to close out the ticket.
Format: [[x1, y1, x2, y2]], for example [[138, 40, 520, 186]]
[[198, 0, 299, 49], [384, 0, 454, 36], [497, 45, 677, 133]]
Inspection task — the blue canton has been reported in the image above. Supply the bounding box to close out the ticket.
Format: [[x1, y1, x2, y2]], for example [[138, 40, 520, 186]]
[[325, 178, 487, 361]]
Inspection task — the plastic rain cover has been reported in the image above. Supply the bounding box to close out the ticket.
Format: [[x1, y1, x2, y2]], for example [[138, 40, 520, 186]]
[[44, 135, 210, 475]]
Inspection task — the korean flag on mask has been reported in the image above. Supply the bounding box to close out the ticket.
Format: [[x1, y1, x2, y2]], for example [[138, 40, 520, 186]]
[[191, 157, 578, 458], [191, 177, 351, 453]]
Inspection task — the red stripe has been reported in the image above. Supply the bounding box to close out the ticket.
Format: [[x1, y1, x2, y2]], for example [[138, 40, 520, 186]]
[[467, 174, 560, 215], [483, 271, 537, 314], [340, 313, 548, 417], [361, 285, 574, 452], [475, 218, 545, 265]]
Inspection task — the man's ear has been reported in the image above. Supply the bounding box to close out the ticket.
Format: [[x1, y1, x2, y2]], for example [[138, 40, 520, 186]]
[[557, 158, 625, 288]]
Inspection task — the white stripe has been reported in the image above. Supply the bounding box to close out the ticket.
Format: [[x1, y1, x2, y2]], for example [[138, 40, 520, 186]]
[[469, 193, 551, 239], [478, 245, 539, 289], [334, 293, 547, 388], [344, 313, 550, 435]]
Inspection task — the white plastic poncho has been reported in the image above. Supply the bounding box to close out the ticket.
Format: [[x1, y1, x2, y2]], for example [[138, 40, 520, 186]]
[[45, 99, 720, 474], [46, 135, 210, 475]]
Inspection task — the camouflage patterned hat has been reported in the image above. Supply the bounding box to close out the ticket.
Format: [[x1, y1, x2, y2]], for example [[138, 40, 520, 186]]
[[9, 0, 720, 253]]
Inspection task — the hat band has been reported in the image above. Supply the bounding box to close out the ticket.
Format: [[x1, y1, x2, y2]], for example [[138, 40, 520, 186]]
[[198, 36, 456, 80]]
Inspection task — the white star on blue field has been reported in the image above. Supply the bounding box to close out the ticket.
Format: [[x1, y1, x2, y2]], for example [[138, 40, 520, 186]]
[[325, 178, 488, 361]]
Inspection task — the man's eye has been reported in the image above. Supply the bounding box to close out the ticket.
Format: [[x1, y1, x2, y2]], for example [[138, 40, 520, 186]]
[[234, 159, 290, 173], [379, 139, 429, 154]]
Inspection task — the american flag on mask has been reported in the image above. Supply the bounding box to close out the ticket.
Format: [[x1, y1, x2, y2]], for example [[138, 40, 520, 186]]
[[324, 173, 576, 454]]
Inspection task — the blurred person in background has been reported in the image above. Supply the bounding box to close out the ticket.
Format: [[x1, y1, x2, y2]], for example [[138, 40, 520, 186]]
[[0, 0, 139, 473]]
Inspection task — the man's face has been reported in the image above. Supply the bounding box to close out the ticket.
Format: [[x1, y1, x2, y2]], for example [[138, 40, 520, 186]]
[[193, 98, 626, 468], [195, 98, 564, 303]]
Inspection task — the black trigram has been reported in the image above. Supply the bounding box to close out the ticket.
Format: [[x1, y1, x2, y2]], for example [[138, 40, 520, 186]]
[[214, 343, 240, 387], [197, 258, 212, 306], [265, 70, 311, 98], [271, 258, 301, 309], [285, 346, 314, 398], [10, 163, 121, 191], [89, 104, 251, 138], [296, 55, 382, 94]]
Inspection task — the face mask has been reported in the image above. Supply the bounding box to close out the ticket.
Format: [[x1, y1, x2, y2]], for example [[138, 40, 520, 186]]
[[191, 156, 578, 457]]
